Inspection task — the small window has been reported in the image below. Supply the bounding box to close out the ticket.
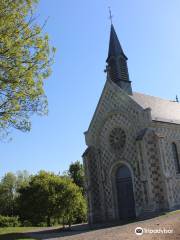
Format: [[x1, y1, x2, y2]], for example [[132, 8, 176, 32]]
[[172, 143, 180, 174]]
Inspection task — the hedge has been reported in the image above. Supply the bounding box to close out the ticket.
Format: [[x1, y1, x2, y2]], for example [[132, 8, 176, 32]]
[[0, 215, 20, 227]]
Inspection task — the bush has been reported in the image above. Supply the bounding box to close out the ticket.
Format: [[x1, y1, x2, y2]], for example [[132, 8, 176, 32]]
[[0, 215, 20, 227], [21, 220, 32, 227]]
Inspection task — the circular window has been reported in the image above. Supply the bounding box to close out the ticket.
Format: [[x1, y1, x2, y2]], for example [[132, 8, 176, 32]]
[[109, 128, 126, 152]]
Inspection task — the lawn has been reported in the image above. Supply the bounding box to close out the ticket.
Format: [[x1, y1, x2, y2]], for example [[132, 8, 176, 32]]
[[166, 209, 180, 215], [0, 227, 42, 240]]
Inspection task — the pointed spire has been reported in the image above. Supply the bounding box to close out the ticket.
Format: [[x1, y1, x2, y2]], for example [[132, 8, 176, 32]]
[[106, 24, 132, 95], [107, 24, 127, 62]]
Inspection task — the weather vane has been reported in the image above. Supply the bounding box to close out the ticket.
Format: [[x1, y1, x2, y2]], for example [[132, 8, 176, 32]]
[[108, 7, 113, 24]]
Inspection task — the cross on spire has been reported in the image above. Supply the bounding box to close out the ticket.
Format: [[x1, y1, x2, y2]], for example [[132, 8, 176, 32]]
[[108, 7, 113, 24]]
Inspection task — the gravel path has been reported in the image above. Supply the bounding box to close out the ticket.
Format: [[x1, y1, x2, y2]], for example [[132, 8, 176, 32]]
[[27, 211, 180, 240]]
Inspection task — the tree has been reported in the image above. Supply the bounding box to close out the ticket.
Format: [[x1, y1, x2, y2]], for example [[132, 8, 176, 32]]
[[68, 161, 85, 193], [0, 172, 17, 216], [18, 171, 55, 226], [0, 171, 31, 216], [16, 170, 31, 189], [60, 178, 87, 227], [0, 0, 55, 136], [17, 171, 87, 227]]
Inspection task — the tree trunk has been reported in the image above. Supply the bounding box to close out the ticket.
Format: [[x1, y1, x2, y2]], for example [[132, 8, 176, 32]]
[[62, 216, 65, 229], [68, 217, 72, 229], [47, 216, 51, 227]]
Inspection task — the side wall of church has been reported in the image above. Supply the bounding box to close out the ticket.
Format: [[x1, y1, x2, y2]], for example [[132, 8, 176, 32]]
[[136, 128, 168, 212], [152, 122, 180, 209]]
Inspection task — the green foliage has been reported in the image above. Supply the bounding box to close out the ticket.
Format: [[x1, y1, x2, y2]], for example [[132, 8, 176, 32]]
[[68, 161, 85, 194], [16, 170, 31, 189], [0, 0, 55, 136], [17, 171, 87, 227], [0, 169, 87, 227], [0, 215, 20, 227], [57, 177, 87, 227], [0, 171, 31, 216]]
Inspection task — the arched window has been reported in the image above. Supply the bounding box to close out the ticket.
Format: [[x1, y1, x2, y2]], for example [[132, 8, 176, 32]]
[[172, 143, 180, 174]]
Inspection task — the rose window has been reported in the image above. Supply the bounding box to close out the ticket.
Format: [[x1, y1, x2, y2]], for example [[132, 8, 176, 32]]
[[109, 128, 126, 152]]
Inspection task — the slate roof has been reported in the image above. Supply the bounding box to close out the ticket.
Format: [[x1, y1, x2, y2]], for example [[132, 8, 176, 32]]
[[131, 92, 180, 124], [106, 24, 127, 62]]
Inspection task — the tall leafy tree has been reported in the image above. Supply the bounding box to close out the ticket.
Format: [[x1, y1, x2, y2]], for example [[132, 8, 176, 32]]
[[0, 0, 55, 136], [68, 161, 85, 193], [0, 171, 30, 216], [0, 172, 16, 216], [59, 177, 87, 227]]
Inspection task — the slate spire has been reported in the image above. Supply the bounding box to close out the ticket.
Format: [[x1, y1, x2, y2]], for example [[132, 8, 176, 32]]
[[106, 24, 132, 95], [107, 24, 127, 61]]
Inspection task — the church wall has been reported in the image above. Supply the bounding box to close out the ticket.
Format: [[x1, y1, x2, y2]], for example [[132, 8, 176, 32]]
[[98, 112, 144, 221], [85, 80, 151, 147], [83, 80, 155, 223], [83, 80, 180, 224], [137, 129, 168, 212], [83, 147, 105, 224], [152, 122, 180, 209]]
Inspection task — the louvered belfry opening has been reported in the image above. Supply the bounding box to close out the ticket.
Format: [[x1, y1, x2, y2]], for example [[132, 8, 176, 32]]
[[119, 57, 129, 81]]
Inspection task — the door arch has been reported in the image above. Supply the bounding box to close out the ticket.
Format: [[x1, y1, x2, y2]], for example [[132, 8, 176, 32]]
[[115, 165, 135, 220]]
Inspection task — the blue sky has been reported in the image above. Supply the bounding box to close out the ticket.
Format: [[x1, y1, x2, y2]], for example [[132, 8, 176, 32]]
[[1, 0, 180, 177]]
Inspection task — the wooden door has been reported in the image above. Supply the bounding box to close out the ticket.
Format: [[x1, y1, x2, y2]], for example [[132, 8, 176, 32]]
[[116, 166, 135, 220]]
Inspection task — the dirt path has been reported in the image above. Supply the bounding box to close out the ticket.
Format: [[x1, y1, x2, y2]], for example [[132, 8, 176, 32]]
[[27, 211, 180, 240]]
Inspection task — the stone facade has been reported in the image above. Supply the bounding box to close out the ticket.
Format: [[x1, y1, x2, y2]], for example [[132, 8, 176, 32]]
[[83, 24, 180, 224]]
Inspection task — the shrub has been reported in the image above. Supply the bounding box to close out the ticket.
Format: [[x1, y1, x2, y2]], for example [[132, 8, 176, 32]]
[[0, 215, 20, 227], [21, 220, 32, 227]]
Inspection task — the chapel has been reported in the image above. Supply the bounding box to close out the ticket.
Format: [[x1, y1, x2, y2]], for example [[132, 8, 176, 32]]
[[83, 23, 180, 224]]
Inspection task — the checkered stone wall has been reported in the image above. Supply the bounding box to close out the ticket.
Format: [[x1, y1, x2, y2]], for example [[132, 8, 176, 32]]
[[83, 80, 154, 223], [98, 112, 144, 219], [85, 80, 151, 147], [152, 122, 180, 208], [83, 147, 105, 223], [142, 130, 166, 209]]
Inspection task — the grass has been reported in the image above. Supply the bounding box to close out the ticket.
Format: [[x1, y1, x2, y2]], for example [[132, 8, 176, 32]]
[[166, 209, 180, 216], [0, 227, 43, 240]]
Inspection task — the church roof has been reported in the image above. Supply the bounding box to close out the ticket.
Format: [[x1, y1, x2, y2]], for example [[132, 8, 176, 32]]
[[107, 24, 127, 62], [131, 92, 180, 124]]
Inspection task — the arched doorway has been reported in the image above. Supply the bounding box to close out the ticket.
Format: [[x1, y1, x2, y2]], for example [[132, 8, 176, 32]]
[[116, 165, 135, 220]]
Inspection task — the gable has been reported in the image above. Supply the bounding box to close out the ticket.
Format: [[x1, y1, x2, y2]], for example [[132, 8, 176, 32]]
[[85, 80, 151, 146]]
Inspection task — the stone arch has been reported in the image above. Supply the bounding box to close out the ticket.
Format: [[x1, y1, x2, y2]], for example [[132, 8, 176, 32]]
[[110, 161, 136, 221]]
